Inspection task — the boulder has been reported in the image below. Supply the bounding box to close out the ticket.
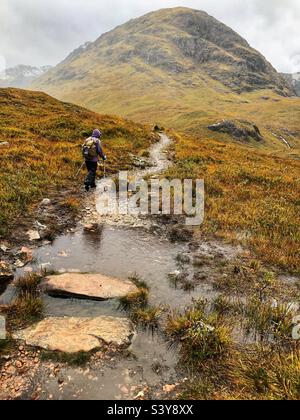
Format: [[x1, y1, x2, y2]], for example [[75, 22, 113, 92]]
[[13, 316, 134, 353], [0, 261, 13, 283], [41, 273, 138, 301]]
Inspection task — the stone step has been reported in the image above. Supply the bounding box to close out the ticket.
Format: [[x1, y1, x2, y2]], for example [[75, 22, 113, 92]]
[[41, 273, 138, 301], [13, 316, 135, 353]]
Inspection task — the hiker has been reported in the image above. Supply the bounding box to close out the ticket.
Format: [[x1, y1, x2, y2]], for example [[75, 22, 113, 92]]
[[82, 129, 106, 191]]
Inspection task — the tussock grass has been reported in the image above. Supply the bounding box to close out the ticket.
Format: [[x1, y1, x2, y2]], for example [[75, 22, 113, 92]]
[[166, 132, 300, 272], [130, 306, 165, 330], [2, 273, 45, 330], [165, 299, 232, 366], [14, 273, 43, 297], [118, 288, 149, 312]]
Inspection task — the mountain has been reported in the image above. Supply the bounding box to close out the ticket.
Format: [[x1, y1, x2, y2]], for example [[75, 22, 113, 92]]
[[0, 87, 154, 236], [32, 7, 299, 147], [0, 65, 52, 88], [281, 72, 300, 96]]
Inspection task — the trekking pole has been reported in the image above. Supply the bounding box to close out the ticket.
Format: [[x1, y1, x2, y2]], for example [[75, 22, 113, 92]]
[[103, 161, 108, 192], [75, 161, 85, 178]]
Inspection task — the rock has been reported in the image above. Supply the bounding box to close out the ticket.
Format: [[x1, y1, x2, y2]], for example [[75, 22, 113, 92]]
[[163, 384, 176, 393], [41, 273, 138, 301], [14, 259, 26, 268], [0, 244, 9, 253], [208, 120, 264, 143], [168, 270, 181, 279], [18, 247, 33, 262], [41, 198, 51, 206], [0, 261, 13, 283], [27, 230, 41, 241], [13, 316, 134, 353], [34, 221, 47, 231], [5, 365, 16, 375]]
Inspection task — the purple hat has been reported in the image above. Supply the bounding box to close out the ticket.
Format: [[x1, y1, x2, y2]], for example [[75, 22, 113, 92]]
[[92, 129, 102, 138]]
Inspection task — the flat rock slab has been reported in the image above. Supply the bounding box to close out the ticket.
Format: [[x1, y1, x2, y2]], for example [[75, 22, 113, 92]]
[[13, 316, 134, 353], [41, 273, 138, 301]]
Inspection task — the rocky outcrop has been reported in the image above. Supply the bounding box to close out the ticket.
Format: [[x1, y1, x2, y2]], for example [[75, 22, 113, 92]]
[[13, 316, 134, 353], [208, 120, 264, 143], [41, 273, 138, 301], [280, 72, 300, 96]]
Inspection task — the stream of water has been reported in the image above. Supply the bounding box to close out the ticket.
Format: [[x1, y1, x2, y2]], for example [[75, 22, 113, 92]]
[[1, 134, 217, 400]]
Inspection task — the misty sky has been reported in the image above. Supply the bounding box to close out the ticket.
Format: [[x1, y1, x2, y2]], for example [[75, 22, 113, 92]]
[[0, 0, 299, 73]]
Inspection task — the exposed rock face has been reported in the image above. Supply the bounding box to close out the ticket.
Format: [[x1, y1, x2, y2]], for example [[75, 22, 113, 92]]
[[13, 316, 134, 353], [208, 120, 264, 142], [41, 273, 138, 301], [281, 72, 300, 96]]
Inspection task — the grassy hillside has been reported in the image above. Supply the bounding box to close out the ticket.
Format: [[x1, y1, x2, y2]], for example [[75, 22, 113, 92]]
[[32, 7, 300, 151], [166, 132, 300, 273], [0, 88, 155, 236]]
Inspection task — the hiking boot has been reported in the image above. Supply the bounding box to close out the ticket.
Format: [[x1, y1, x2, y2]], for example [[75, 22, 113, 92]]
[[85, 184, 90, 192], [91, 184, 97, 189]]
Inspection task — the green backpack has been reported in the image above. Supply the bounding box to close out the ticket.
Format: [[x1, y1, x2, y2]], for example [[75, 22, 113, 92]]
[[82, 137, 98, 160]]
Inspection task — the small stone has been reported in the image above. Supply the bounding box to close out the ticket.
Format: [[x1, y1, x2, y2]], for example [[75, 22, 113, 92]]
[[0, 261, 13, 282], [168, 270, 181, 279], [15, 361, 23, 369], [41, 199, 51, 206], [163, 384, 176, 393], [18, 247, 33, 263], [6, 365, 16, 375], [14, 259, 25, 268], [27, 230, 41, 241]]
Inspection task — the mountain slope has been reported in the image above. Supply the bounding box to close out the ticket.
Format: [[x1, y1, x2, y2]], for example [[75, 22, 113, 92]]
[[281, 72, 300, 96], [0, 88, 155, 236], [32, 7, 300, 149], [0, 65, 52, 88]]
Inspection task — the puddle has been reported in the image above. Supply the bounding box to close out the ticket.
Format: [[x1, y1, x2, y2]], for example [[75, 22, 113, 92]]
[[37, 330, 178, 400], [8, 225, 216, 317]]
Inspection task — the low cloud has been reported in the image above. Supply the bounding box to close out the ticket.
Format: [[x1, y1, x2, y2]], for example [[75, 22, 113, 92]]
[[0, 0, 299, 72]]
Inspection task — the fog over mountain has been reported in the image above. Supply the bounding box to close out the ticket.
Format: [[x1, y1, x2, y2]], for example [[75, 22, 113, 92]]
[[0, 0, 299, 73]]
